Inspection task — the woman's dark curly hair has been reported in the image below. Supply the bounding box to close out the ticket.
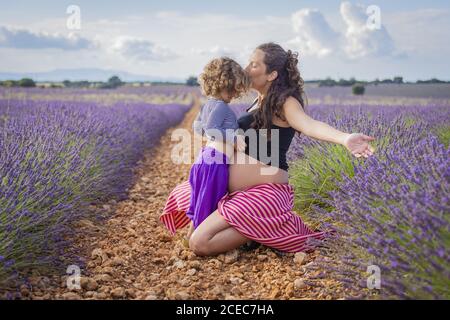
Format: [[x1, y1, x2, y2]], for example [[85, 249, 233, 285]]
[[251, 42, 307, 140]]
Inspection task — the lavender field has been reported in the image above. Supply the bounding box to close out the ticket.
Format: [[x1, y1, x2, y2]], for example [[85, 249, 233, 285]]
[[284, 99, 449, 299], [0, 87, 193, 286], [0, 84, 449, 300]]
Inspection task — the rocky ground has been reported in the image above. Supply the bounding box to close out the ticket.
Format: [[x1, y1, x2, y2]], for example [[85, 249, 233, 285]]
[[12, 94, 349, 300]]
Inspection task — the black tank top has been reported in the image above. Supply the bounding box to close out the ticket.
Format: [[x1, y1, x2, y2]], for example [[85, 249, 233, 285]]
[[237, 99, 296, 171]]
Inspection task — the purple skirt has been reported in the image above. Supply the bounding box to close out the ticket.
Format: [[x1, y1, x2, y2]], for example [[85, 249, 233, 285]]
[[186, 146, 230, 229]]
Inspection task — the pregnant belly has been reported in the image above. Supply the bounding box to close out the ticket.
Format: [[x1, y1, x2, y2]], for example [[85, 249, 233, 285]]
[[228, 151, 289, 193]]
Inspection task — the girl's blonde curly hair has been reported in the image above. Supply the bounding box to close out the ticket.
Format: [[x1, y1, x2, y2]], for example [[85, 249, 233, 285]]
[[198, 57, 250, 100]]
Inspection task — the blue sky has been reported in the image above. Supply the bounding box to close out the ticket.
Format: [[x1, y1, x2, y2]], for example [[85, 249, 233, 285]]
[[3, 0, 449, 19], [1, 0, 449, 81]]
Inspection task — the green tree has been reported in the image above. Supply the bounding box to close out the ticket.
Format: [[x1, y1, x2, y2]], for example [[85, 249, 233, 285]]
[[186, 76, 199, 86], [99, 76, 124, 89], [393, 76, 403, 84], [318, 77, 337, 87], [18, 78, 36, 87], [2, 80, 18, 87], [352, 84, 365, 95], [107, 75, 123, 88]]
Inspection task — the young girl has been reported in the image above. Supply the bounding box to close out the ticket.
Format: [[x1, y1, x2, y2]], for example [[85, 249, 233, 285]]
[[184, 57, 250, 247]]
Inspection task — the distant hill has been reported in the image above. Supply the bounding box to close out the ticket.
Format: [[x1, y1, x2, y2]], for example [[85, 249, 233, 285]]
[[0, 68, 185, 83]]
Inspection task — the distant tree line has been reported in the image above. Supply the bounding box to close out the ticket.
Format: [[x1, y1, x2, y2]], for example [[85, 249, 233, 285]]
[[0, 75, 198, 88], [182, 75, 450, 87], [0, 76, 125, 89], [1, 75, 448, 89], [312, 76, 450, 87], [0, 78, 37, 87], [63, 76, 124, 89], [415, 78, 449, 84]]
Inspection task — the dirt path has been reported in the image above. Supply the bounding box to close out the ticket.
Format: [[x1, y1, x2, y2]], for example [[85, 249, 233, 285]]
[[25, 94, 345, 300]]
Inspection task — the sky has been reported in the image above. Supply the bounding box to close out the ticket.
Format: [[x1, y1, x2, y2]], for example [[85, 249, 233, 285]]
[[0, 0, 449, 81]]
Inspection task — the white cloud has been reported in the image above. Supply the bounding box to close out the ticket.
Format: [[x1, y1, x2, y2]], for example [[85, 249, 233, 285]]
[[340, 2, 399, 59], [189, 45, 255, 69], [1, 4, 447, 80], [112, 36, 178, 62], [287, 9, 339, 58], [0, 25, 92, 50], [191, 46, 235, 57], [287, 3, 402, 60]]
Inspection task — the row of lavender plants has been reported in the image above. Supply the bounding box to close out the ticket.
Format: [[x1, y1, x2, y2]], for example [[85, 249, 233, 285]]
[[0, 85, 198, 97], [286, 103, 449, 299], [0, 98, 191, 287], [0, 86, 198, 106]]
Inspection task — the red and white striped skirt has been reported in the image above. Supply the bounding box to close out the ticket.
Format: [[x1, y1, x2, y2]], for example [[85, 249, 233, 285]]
[[160, 180, 326, 253]]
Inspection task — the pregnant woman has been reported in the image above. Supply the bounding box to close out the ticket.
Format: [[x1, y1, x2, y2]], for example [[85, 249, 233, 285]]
[[160, 42, 375, 256]]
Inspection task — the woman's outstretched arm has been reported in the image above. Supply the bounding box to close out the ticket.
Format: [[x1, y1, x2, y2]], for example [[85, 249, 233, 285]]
[[283, 97, 375, 158], [283, 97, 348, 144]]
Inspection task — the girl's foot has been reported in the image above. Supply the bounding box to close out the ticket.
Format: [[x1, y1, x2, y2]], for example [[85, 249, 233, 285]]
[[239, 240, 261, 252], [182, 222, 195, 248], [181, 237, 190, 248], [269, 247, 287, 257]]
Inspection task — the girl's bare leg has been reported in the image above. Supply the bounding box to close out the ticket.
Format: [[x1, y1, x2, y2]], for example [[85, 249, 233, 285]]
[[189, 210, 249, 256]]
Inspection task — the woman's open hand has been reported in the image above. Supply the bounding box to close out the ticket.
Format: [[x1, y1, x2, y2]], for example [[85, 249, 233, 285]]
[[343, 133, 375, 158]]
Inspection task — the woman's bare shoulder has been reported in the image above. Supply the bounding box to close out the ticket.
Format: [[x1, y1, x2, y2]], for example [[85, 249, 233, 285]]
[[283, 96, 305, 114], [284, 96, 302, 107]]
